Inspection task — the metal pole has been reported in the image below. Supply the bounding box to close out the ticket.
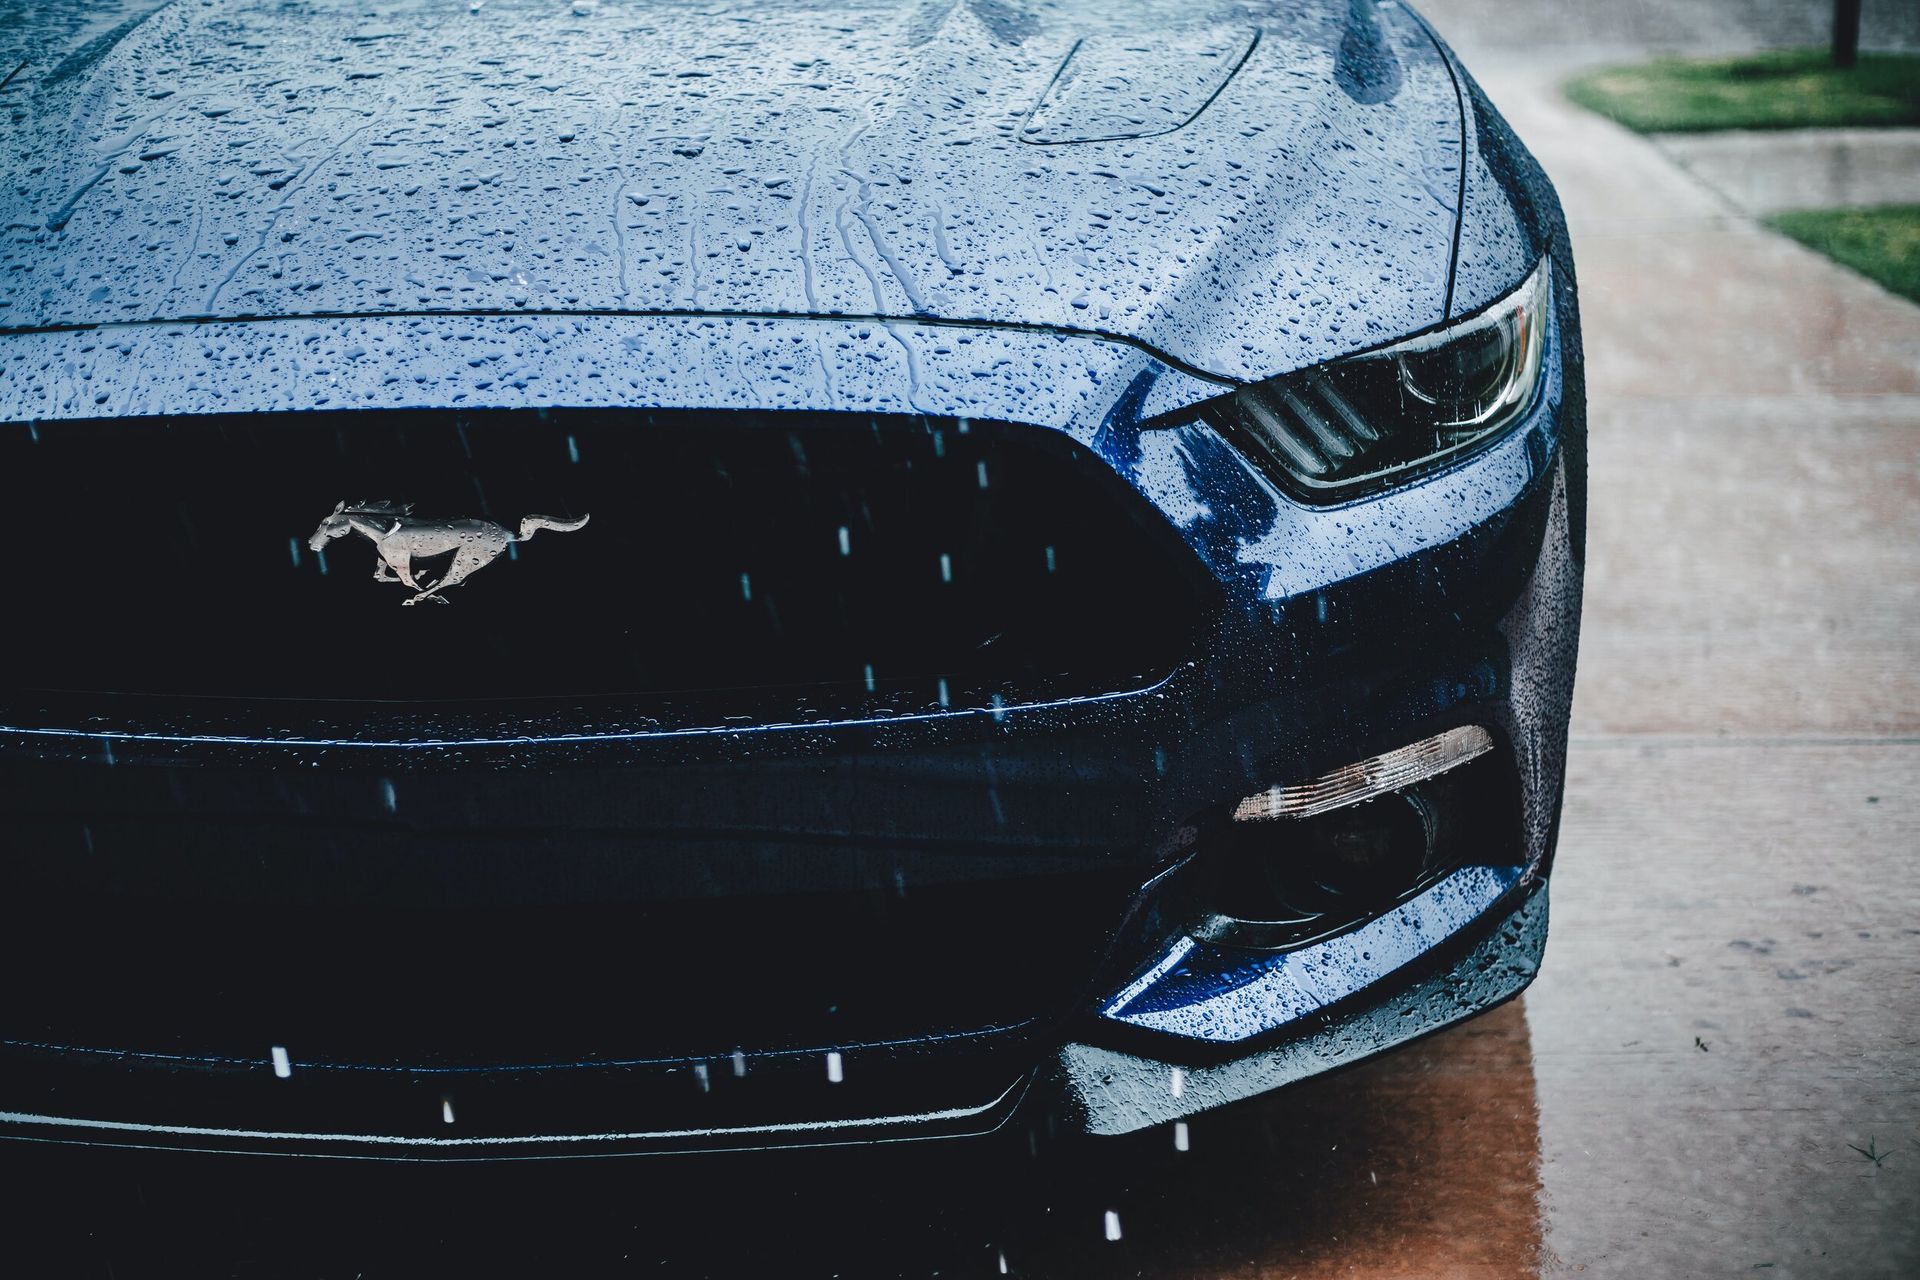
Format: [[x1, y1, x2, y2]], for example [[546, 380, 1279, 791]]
[[1834, 0, 1863, 69]]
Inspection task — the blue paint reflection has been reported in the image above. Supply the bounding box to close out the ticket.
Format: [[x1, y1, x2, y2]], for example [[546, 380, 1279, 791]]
[[1102, 863, 1524, 1043]]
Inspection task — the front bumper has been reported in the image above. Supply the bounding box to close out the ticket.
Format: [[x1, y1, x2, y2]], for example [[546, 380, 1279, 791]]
[[1055, 877, 1548, 1137], [0, 310, 1579, 1157], [0, 882, 1544, 1158]]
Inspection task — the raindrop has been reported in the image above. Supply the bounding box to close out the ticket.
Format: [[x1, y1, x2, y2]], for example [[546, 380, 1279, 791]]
[[442, 1097, 456, 1124], [731, 1050, 747, 1078], [826, 1051, 844, 1083], [270, 1046, 291, 1079], [837, 525, 850, 556], [863, 663, 876, 692], [936, 678, 949, 707], [287, 538, 302, 569], [693, 1062, 711, 1093], [939, 553, 952, 583], [567, 434, 580, 464], [976, 461, 990, 489], [380, 779, 397, 813], [1104, 1210, 1123, 1242], [740, 572, 753, 601], [1044, 545, 1056, 573], [998, 1251, 1008, 1274], [1170, 1067, 1184, 1098], [1174, 1121, 1190, 1152]]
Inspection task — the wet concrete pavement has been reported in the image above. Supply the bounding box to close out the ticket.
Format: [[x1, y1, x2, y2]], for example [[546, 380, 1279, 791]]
[[1656, 129, 1920, 215], [1413, 0, 1920, 61], [1474, 50, 1920, 1277]]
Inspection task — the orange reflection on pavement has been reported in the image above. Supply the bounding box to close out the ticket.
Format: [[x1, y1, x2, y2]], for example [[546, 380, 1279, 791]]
[[1020, 999, 1542, 1279]]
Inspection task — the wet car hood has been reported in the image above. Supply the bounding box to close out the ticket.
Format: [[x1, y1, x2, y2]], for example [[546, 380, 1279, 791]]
[[0, 0, 1467, 383]]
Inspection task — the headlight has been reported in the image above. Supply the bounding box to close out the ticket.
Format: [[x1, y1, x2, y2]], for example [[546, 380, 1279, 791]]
[[1203, 259, 1550, 498]]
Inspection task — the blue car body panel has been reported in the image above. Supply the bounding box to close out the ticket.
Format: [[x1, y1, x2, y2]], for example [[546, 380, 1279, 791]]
[[4, 0, 1467, 384], [0, 0, 1582, 1154]]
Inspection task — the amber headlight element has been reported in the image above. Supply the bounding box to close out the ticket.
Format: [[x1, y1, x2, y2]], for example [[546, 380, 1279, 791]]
[[1232, 725, 1495, 822]]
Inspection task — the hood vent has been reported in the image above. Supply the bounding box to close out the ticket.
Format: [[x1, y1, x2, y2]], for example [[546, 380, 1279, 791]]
[[1021, 26, 1258, 144]]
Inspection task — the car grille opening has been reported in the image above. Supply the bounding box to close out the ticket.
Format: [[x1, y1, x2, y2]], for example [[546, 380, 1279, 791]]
[[0, 410, 1202, 725]]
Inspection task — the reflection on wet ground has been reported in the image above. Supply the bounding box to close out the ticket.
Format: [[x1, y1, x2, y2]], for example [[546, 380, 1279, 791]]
[[3, 1003, 1539, 1277], [1014, 1001, 1542, 1280]]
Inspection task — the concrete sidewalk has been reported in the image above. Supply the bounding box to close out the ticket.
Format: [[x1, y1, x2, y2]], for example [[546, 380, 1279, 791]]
[[1656, 128, 1920, 214], [1471, 61, 1920, 1278], [1418, 0, 1920, 63]]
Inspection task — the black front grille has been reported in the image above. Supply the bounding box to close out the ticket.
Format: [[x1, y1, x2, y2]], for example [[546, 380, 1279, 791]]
[[0, 853, 1135, 1066], [0, 411, 1200, 721]]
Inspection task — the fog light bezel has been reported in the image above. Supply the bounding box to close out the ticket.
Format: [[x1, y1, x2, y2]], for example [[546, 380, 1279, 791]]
[[1190, 726, 1516, 952]]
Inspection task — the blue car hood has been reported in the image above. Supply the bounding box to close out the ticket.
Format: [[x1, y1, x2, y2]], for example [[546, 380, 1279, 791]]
[[0, 0, 1465, 383]]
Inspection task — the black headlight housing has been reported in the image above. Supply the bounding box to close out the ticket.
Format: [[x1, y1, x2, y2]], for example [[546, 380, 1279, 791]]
[[1194, 259, 1550, 501]]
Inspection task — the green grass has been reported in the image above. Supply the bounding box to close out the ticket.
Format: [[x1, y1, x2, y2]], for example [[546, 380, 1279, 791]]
[[1768, 205, 1920, 304], [1565, 49, 1920, 133]]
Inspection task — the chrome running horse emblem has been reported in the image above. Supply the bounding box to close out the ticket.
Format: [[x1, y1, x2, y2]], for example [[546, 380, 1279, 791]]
[[307, 501, 591, 605]]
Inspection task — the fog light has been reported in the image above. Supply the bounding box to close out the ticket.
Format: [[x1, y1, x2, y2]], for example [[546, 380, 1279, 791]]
[[1194, 726, 1505, 948], [1232, 726, 1493, 823], [1290, 790, 1434, 907], [1209, 790, 1436, 928]]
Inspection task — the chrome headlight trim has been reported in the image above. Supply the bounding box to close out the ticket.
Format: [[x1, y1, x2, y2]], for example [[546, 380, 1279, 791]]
[[1191, 259, 1552, 501]]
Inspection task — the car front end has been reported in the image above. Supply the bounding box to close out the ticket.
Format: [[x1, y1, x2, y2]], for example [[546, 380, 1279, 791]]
[[0, 0, 1581, 1157]]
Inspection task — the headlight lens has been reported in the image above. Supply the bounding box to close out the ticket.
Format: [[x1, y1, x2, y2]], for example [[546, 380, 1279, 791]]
[[1206, 259, 1550, 498]]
